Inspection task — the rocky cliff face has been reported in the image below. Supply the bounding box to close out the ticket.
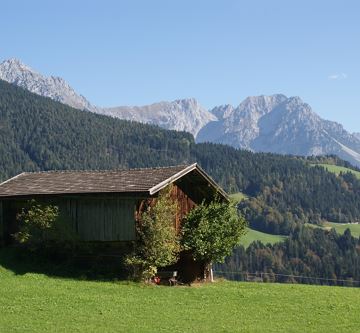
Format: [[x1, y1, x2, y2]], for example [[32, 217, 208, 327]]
[[100, 98, 216, 137], [197, 95, 360, 167], [353, 133, 360, 141], [199, 94, 288, 147], [0, 58, 95, 111]]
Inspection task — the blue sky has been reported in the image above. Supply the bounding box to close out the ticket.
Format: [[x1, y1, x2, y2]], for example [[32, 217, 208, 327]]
[[1, 0, 359, 132]]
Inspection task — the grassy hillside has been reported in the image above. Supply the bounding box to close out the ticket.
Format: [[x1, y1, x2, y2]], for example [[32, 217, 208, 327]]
[[324, 222, 360, 237], [240, 227, 287, 248], [0, 265, 359, 333], [229, 192, 248, 202], [229, 193, 286, 248], [307, 222, 360, 238], [313, 163, 360, 179]]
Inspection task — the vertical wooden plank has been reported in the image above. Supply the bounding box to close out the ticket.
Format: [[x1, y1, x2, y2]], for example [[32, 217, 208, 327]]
[[125, 199, 136, 240], [78, 198, 84, 240], [0, 201, 3, 247], [119, 199, 125, 241], [126, 200, 131, 239], [104, 198, 111, 241], [90, 199, 97, 241], [78, 198, 89, 241], [68, 199, 77, 233], [109, 198, 136, 241], [98, 199, 103, 241], [115, 198, 122, 241], [122, 200, 127, 240], [112, 199, 116, 241]]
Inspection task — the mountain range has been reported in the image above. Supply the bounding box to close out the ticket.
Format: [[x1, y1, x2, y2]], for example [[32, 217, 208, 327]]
[[1, 58, 359, 166]]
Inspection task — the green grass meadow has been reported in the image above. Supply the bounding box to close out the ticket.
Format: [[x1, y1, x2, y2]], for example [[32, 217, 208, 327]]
[[306, 222, 360, 237], [229, 192, 248, 203], [1, 264, 359, 333], [323, 221, 360, 237], [312, 163, 360, 179], [307, 221, 360, 238], [2, 189, 350, 332], [230, 192, 287, 248], [240, 227, 287, 248]]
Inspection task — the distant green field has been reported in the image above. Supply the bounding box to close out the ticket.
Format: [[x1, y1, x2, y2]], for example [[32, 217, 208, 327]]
[[229, 192, 248, 202], [324, 222, 360, 237], [0, 258, 359, 333], [306, 222, 360, 238], [312, 163, 360, 179], [229, 193, 286, 247], [240, 227, 287, 248]]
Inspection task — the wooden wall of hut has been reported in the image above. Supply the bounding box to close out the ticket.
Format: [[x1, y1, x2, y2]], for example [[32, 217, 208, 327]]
[[58, 197, 136, 242], [170, 185, 196, 231], [2, 183, 198, 246], [1, 196, 137, 243], [135, 184, 196, 232], [0, 201, 3, 246]]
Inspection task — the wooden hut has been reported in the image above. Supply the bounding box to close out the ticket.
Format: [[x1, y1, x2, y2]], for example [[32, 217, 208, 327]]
[[0, 163, 228, 281]]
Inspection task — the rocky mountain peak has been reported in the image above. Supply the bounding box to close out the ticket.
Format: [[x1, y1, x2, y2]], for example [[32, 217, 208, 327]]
[[280, 97, 318, 119], [210, 104, 234, 119], [171, 98, 206, 114], [0, 58, 33, 73], [239, 94, 287, 114], [198, 94, 360, 167], [100, 98, 216, 137], [0, 58, 95, 111]]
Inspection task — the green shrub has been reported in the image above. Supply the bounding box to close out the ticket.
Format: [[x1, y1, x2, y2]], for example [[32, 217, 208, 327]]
[[14, 200, 59, 249], [126, 186, 181, 281], [182, 200, 247, 266]]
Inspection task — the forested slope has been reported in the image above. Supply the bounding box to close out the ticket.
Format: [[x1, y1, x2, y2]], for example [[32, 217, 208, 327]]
[[0, 79, 194, 179], [216, 225, 360, 286], [1, 79, 360, 230]]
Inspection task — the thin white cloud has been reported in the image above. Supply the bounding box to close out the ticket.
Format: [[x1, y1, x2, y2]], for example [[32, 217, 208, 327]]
[[328, 73, 348, 80]]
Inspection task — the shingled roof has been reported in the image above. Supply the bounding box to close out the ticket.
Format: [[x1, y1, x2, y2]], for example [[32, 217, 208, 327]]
[[0, 163, 228, 199]]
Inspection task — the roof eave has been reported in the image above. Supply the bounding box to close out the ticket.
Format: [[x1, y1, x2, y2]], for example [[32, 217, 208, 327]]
[[149, 163, 198, 195], [0, 172, 26, 187], [194, 164, 229, 202], [149, 163, 229, 202]]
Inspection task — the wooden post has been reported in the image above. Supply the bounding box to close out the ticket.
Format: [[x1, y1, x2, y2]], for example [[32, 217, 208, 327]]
[[205, 263, 214, 282], [209, 263, 214, 282]]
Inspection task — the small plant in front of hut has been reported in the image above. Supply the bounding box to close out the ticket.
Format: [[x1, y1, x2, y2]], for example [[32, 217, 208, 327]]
[[182, 199, 247, 281], [126, 186, 181, 282], [14, 199, 60, 251]]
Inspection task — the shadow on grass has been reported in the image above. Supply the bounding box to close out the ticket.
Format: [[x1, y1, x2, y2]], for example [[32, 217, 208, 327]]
[[0, 246, 130, 282]]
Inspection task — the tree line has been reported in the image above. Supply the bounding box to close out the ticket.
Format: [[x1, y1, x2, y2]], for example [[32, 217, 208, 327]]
[[216, 226, 360, 287]]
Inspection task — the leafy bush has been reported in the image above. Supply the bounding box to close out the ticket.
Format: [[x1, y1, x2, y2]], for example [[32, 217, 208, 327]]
[[182, 200, 247, 266], [14, 200, 59, 249], [13, 200, 78, 258], [126, 186, 181, 281]]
